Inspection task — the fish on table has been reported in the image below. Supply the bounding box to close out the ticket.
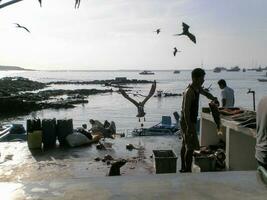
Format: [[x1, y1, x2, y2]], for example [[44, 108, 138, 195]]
[[209, 101, 223, 135]]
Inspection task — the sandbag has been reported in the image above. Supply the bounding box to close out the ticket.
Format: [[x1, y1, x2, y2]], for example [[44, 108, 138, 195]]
[[42, 119, 57, 148], [57, 119, 73, 146], [66, 132, 91, 147]]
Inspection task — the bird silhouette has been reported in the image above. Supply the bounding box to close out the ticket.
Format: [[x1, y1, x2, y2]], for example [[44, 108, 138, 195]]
[[38, 0, 42, 7], [154, 28, 161, 34], [173, 47, 181, 56], [75, 0, 81, 9], [14, 23, 30, 33], [119, 81, 156, 122], [174, 22, 196, 44]]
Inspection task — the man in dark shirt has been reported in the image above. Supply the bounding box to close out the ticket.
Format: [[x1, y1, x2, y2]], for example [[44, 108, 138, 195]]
[[180, 68, 218, 172], [255, 96, 267, 169]]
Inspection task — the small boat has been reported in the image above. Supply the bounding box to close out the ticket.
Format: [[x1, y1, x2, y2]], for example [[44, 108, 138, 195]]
[[243, 68, 246, 72], [213, 67, 221, 73], [0, 124, 26, 142], [258, 79, 267, 82], [173, 70, 180, 74], [139, 70, 155, 75], [226, 66, 240, 72], [132, 115, 180, 136]]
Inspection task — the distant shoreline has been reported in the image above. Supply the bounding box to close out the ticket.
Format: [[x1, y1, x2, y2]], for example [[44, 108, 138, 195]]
[[0, 65, 34, 71]]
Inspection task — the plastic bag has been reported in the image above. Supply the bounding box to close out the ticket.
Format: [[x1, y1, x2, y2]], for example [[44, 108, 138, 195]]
[[66, 132, 91, 147]]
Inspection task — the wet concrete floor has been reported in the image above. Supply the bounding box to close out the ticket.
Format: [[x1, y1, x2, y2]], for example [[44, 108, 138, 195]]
[[0, 136, 181, 182]]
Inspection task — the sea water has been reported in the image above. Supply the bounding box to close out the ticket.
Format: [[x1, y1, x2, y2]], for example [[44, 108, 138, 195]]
[[0, 70, 267, 132]]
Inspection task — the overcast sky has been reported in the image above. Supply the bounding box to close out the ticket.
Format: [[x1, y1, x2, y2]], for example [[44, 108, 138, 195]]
[[0, 0, 267, 70]]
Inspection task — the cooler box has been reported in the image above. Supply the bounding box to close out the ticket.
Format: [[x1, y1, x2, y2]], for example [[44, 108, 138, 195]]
[[153, 150, 177, 174]]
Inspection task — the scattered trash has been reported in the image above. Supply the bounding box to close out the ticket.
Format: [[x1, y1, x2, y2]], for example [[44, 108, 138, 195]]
[[104, 154, 113, 160], [126, 144, 135, 150], [108, 159, 127, 176], [94, 157, 101, 161]]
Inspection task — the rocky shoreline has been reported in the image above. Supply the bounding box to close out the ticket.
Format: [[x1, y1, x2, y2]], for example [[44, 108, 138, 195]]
[[0, 77, 151, 119]]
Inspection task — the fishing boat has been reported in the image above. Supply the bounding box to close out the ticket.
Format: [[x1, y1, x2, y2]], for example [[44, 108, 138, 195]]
[[0, 124, 26, 142], [132, 115, 180, 136], [258, 79, 267, 82], [173, 70, 180, 74], [213, 67, 221, 73], [226, 66, 240, 72], [139, 70, 155, 75]]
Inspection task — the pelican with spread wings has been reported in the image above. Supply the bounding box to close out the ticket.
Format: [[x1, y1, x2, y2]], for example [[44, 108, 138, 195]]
[[119, 81, 156, 122]]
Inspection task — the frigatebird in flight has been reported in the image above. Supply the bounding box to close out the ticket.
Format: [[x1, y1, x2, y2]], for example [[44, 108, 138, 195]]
[[14, 23, 30, 33], [119, 81, 156, 122], [154, 28, 161, 34], [173, 47, 181, 56], [174, 22, 196, 44]]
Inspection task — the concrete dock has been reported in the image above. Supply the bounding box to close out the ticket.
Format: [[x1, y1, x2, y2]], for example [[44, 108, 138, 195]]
[[0, 136, 266, 199]]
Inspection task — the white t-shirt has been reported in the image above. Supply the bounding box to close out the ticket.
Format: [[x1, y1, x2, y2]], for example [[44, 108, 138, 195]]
[[221, 86, 234, 108]]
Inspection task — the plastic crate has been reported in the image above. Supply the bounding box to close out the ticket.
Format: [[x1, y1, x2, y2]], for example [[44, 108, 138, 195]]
[[153, 150, 177, 174], [194, 156, 216, 172]]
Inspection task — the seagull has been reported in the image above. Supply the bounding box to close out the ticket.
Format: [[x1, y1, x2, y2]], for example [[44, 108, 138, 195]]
[[75, 0, 81, 9], [174, 22, 196, 44], [154, 28, 161, 34], [119, 81, 156, 122], [173, 47, 181, 56], [14, 23, 30, 33]]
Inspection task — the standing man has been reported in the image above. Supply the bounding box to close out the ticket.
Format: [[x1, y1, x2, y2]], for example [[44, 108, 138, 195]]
[[180, 68, 219, 173], [255, 96, 267, 170], [217, 79, 235, 108]]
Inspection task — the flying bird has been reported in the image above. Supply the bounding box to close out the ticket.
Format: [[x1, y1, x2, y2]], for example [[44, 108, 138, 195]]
[[173, 47, 181, 56], [119, 81, 156, 122], [14, 23, 30, 33], [75, 0, 81, 9], [38, 0, 42, 7], [174, 22, 196, 44], [154, 28, 161, 34]]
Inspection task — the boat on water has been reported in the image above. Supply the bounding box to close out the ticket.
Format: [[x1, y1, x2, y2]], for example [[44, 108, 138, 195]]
[[139, 70, 155, 75], [226, 66, 240, 72], [258, 79, 267, 82], [213, 67, 222, 73], [173, 70, 180, 74]]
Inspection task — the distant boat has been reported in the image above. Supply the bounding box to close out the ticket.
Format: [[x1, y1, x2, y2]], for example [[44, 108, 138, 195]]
[[213, 67, 221, 73], [139, 70, 155, 75], [258, 79, 267, 82], [243, 68, 246, 72], [256, 67, 263, 72], [226, 66, 240, 72], [173, 70, 180, 74]]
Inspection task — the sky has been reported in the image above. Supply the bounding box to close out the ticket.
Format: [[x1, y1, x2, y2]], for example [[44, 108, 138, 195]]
[[0, 0, 267, 70]]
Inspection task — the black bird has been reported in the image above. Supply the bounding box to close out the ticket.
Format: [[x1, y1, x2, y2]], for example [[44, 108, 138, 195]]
[[75, 0, 81, 9], [154, 28, 161, 34], [173, 47, 181, 56], [119, 81, 156, 122], [174, 22, 196, 44], [38, 0, 42, 7], [14, 23, 30, 33]]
